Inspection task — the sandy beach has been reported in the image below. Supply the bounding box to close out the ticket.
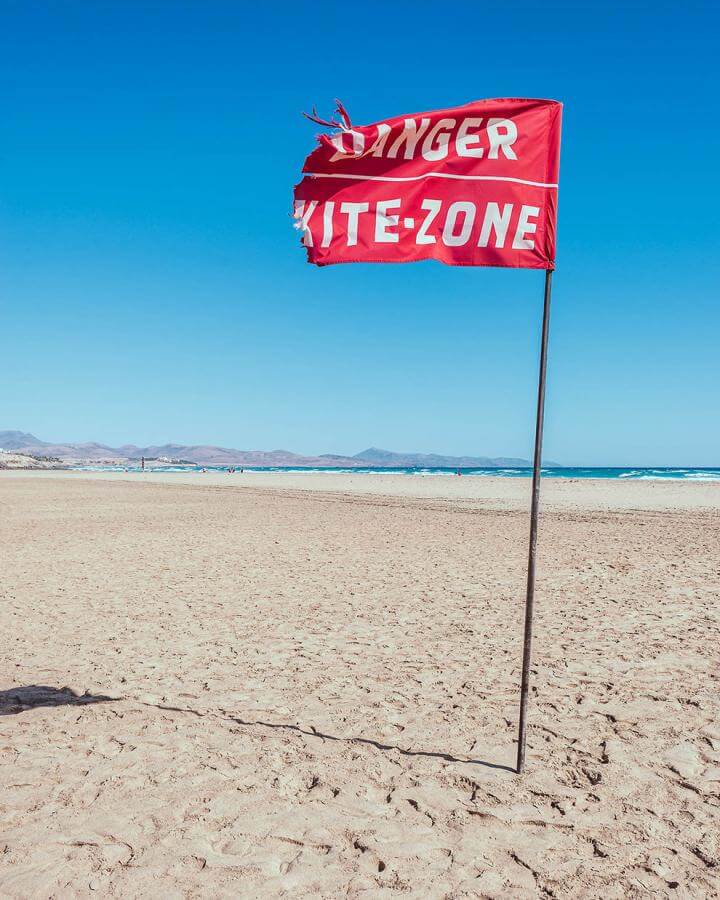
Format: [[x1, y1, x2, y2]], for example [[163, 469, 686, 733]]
[[1, 472, 718, 897]]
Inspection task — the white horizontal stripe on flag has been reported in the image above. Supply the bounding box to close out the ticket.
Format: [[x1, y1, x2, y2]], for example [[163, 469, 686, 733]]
[[305, 171, 558, 189]]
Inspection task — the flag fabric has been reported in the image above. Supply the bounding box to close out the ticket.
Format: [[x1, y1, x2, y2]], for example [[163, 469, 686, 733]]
[[293, 98, 561, 269]]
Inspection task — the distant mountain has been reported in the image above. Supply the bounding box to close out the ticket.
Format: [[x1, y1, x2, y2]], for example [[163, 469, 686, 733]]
[[0, 430, 557, 468], [354, 447, 543, 467], [0, 430, 51, 450]]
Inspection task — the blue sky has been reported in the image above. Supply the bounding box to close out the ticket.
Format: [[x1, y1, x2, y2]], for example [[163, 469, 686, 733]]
[[1, 1, 718, 465]]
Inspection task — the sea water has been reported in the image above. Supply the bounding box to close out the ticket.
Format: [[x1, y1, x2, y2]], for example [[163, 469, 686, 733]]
[[71, 465, 720, 480]]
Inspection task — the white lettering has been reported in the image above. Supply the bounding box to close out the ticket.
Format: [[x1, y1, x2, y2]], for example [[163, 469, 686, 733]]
[[321, 201, 334, 248], [340, 201, 369, 246], [387, 117, 431, 159], [295, 200, 318, 247], [442, 201, 476, 246], [456, 117, 484, 158], [329, 129, 365, 162], [421, 118, 456, 161], [356, 116, 522, 161], [369, 123, 392, 157], [416, 199, 442, 244], [375, 199, 402, 242], [478, 203, 513, 248], [487, 118, 518, 160], [512, 205, 540, 249]]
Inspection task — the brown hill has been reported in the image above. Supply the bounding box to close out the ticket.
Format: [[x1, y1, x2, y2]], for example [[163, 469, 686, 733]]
[[0, 431, 542, 468]]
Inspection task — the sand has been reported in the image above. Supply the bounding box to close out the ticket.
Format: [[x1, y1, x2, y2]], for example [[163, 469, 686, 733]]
[[1, 472, 718, 897], [12, 468, 720, 511]]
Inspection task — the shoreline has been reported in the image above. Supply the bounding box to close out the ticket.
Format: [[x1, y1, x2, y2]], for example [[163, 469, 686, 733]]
[[3, 469, 719, 511]]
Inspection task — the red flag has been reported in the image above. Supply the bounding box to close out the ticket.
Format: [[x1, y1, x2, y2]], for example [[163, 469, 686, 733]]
[[294, 98, 561, 269]]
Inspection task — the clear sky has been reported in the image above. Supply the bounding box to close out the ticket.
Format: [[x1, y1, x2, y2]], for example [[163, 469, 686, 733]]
[[2, 1, 718, 465]]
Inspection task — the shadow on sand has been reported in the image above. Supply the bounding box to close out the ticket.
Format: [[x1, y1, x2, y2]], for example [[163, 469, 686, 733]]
[[148, 702, 515, 772], [1, 689, 515, 773], [0, 685, 119, 716], [227, 714, 516, 773]]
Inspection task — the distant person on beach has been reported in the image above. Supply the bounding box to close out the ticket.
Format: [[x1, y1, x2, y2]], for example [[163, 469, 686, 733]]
[[141, 456, 145, 471]]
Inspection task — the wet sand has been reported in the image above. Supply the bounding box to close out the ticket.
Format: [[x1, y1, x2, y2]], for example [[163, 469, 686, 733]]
[[8, 467, 720, 510], [1, 473, 718, 897]]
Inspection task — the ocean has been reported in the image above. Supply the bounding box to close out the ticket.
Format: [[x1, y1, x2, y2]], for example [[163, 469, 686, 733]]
[[71, 465, 720, 481]]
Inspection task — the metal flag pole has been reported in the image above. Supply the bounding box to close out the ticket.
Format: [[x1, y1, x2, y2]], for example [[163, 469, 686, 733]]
[[516, 268, 554, 775]]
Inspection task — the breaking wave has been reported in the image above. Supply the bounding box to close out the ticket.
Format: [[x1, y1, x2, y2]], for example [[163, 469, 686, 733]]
[[70, 464, 720, 480]]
